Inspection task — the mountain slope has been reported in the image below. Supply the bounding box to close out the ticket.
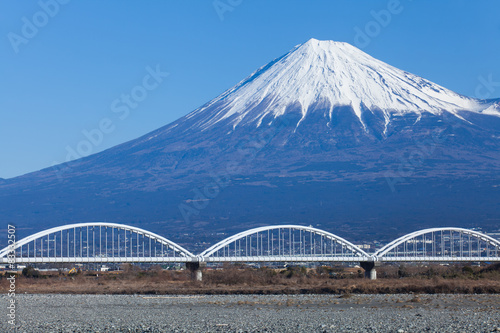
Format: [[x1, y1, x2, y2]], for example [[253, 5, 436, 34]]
[[1, 39, 499, 245]]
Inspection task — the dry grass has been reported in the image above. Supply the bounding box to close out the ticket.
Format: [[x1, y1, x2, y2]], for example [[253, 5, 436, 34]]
[[2, 263, 499, 295]]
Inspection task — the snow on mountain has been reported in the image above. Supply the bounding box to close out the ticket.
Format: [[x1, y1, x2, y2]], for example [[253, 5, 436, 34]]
[[481, 102, 500, 116], [186, 38, 498, 133]]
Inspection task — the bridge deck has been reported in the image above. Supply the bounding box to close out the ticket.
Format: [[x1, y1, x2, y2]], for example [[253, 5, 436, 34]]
[[3, 256, 499, 264]]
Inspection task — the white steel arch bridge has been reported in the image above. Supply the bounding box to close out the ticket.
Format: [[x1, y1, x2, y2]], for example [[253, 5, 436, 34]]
[[2, 223, 500, 270], [0, 223, 195, 264]]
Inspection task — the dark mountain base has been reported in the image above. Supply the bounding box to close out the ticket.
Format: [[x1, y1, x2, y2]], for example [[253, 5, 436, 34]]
[[2, 176, 498, 250]]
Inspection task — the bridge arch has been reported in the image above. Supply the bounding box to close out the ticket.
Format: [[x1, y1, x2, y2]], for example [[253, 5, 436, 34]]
[[199, 225, 370, 262], [0, 222, 195, 263], [375, 227, 500, 261]]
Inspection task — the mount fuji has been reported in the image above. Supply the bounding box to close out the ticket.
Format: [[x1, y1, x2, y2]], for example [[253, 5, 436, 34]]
[[185, 39, 494, 132], [2, 39, 499, 244]]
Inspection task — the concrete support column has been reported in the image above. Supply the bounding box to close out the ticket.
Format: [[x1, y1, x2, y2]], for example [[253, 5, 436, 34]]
[[360, 261, 379, 280], [186, 261, 206, 281]]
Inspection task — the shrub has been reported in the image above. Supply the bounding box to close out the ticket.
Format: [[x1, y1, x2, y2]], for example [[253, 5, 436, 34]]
[[22, 266, 40, 278]]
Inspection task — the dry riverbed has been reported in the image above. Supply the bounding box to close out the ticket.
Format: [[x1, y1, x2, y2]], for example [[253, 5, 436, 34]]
[[1, 294, 499, 332]]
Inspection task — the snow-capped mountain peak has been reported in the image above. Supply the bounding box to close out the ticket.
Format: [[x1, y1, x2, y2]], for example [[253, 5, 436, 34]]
[[188, 38, 496, 132]]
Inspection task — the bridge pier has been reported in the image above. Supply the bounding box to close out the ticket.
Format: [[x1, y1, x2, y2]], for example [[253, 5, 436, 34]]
[[360, 261, 379, 280], [186, 261, 205, 281]]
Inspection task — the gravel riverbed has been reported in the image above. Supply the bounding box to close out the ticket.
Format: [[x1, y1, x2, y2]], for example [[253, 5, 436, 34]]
[[1, 294, 499, 332]]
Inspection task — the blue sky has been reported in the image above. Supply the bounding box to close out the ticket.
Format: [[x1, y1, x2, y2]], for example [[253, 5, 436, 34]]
[[1, 0, 499, 179]]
